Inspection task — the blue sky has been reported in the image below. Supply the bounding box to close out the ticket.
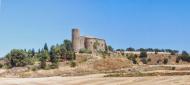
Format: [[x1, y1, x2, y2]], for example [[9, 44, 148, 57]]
[[0, 0, 190, 57]]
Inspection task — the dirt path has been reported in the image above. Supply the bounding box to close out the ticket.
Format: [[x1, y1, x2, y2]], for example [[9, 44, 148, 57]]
[[0, 74, 190, 85]]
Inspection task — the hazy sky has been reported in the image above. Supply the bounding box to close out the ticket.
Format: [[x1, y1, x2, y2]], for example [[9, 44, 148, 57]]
[[0, 0, 190, 57]]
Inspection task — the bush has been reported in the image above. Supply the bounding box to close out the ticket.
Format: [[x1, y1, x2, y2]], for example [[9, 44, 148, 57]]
[[50, 63, 59, 69], [39, 50, 49, 69], [140, 51, 147, 58], [172, 67, 176, 70], [163, 58, 168, 64], [70, 61, 76, 67], [127, 55, 137, 64], [5, 49, 35, 67], [126, 47, 135, 51], [29, 66, 39, 71], [180, 51, 190, 62], [170, 51, 176, 55], [147, 58, 151, 62], [141, 58, 147, 64], [40, 60, 46, 69], [65, 51, 76, 60], [0, 63, 3, 68], [132, 59, 137, 64], [79, 48, 92, 54], [107, 45, 114, 52], [176, 56, 181, 63]]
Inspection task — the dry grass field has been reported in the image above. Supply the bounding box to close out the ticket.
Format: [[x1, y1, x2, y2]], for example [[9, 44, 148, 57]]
[[1, 74, 190, 85]]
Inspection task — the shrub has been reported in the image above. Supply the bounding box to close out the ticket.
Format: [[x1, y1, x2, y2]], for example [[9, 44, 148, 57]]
[[40, 60, 46, 69], [107, 45, 114, 52], [98, 50, 108, 59], [44, 65, 51, 70], [141, 58, 147, 64], [39, 50, 49, 69], [127, 55, 137, 64], [147, 58, 151, 62], [163, 58, 168, 64], [176, 56, 181, 63], [172, 67, 176, 70], [0, 63, 3, 68], [126, 47, 135, 51], [132, 59, 137, 64], [50, 63, 59, 69], [180, 51, 190, 62], [79, 48, 92, 54], [70, 61, 76, 67], [140, 51, 147, 58], [170, 51, 176, 55], [29, 66, 39, 71], [5, 49, 34, 67]]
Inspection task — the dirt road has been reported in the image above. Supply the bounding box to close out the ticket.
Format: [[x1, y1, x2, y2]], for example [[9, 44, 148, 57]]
[[0, 74, 190, 85]]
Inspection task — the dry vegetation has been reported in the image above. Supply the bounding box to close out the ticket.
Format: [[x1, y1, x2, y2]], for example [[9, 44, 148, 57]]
[[93, 58, 131, 71], [1, 53, 190, 85]]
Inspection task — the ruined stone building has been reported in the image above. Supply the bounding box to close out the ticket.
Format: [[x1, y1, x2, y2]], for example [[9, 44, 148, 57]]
[[72, 29, 107, 52]]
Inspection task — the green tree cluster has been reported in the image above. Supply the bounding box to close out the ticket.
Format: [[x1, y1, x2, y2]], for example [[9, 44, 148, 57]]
[[179, 51, 190, 62], [5, 49, 34, 68], [4, 39, 75, 69]]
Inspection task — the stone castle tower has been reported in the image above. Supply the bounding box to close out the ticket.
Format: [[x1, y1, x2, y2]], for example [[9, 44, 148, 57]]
[[72, 28, 107, 52], [72, 29, 81, 52]]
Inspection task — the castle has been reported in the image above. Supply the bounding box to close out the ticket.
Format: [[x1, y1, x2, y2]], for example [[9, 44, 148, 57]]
[[72, 29, 107, 52]]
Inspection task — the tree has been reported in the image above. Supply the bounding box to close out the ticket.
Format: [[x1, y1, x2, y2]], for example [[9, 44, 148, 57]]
[[39, 50, 49, 69], [32, 48, 35, 57], [65, 51, 76, 60], [27, 49, 33, 57], [170, 51, 176, 55], [182, 51, 189, 57], [50, 46, 59, 68], [59, 44, 67, 60], [116, 49, 125, 51], [139, 51, 147, 58], [140, 51, 147, 64], [146, 48, 154, 52], [5, 49, 34, 67], [126, 47, 135, 51], [137, 48, 145, 52], [107, 45, 114, 52], [44, 43, 49, 51], [64, 40, 72, 51], [165, 49, 173, 53], [180, 51, 190, 62], [154, 48, 160, 53]]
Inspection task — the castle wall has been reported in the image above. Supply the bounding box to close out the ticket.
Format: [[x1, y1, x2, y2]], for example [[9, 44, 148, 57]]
[[85, 38, 106, 51], [79, 36, 85, 49]]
